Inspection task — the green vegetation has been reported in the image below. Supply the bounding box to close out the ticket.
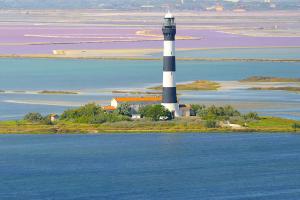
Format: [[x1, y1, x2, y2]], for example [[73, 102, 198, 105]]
[[116, 103, 132, 117], [247, 117, 299, 131], [240, 76, 300, 82], [24, 112, 44, 122], [0, 90, 5, 93], [139, 105, 172, 121], [0, 103, 299, 134], [191, 104, 242, 120], [38, 90, 78, 95], [250, 87, 300, 93], [190, 104, 259, 128], [1, 117, 299, 134], [205, 120, 218, 128], [149, 80, 220, 91], [23, 112, 53, 125], [292, 123, 300, 132], [60, 103, 130, 124]]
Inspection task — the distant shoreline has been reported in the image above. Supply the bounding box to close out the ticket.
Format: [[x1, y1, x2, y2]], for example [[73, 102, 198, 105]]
[[0, 55, 299, 63]]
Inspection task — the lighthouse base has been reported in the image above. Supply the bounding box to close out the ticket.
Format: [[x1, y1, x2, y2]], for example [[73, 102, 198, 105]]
[[162, 103, 181, 117]]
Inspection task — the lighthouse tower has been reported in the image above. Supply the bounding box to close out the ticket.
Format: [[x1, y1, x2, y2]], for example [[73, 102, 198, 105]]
[[162, 12, 180, 117]]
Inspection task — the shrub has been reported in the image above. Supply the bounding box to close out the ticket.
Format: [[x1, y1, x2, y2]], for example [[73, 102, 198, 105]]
[[191, 104, 241, 120], [190, 104, 206, 116], [24, 112, 44, 123], [60, 103, 130, 124], [243, 112, 260, 121], [60, 103, 104, 123], [23, 112, 54, 125], [205, 120, 218, 128], [139, 105, 172, 121]]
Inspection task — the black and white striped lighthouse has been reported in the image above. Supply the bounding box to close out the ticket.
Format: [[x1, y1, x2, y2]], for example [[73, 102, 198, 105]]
[[162, 12, 180, 117]]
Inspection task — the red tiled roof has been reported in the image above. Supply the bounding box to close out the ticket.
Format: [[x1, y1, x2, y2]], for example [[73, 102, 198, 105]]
[[114, 96, 162, 102], [102, 105, 117, 111]]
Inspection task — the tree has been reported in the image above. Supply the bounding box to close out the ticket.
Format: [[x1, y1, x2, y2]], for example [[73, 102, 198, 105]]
[[60, 103, 130, 124], [223, 105, 240, 117], [243, 112, 260, 121], [139, 105, 172, 121], [60, 103, 104, 123], [24, 112, 43, 123], [116, 103, 132, 117], [190, 104, 206, 116]]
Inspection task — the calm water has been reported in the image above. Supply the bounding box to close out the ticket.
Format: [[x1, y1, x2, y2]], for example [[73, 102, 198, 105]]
[[0, 58, 300, 90], [0, 133, 300, 200], [0, 58, 300, 120], [174, 47, 300, 59]]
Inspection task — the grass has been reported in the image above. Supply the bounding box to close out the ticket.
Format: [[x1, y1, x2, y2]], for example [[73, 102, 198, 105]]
[[247, 117, 300, 132], [38, 90, 78, 95], [240, 76, 300, 82], [0, 117, 299, 134], [149, 80, 220, 91]]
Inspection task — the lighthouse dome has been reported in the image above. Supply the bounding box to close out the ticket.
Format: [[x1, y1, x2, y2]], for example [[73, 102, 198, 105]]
[[165, 12, 174, 19]]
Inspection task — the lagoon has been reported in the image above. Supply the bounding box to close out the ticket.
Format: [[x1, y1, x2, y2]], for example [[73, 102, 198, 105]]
[[0, 58, 300, 90], [0, 58, 300, 120]]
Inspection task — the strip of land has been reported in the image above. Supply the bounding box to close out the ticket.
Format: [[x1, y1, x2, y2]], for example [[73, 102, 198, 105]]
[[240, 76, 300, 82], [149, 80, 221, 91], [0, 54, 299, 63], [38, 90, 78, 95], [250, 87, 300, 93], [0, 117, 299, 134]]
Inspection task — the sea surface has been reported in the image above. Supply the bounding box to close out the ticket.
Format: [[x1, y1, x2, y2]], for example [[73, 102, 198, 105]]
[[0, 133, 300, 200], [0, 58, 300, 120]]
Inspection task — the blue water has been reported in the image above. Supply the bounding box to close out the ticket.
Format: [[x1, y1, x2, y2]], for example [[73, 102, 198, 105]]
[[174, 47, 300, 59], [0, 58, 299, 90], [0, 133, 300, 200]]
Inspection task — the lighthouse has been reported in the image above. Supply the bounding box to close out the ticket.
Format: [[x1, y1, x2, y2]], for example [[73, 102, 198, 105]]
[[162, 12, 180, 117]]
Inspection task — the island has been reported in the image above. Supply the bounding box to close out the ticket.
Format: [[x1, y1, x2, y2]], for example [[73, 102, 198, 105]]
[[0, 103, 299, 134], [149, 80, 220, 91], [240, 76, 300, 93], [240, 76, 300, 82], [38, 90, 78, 95], [250, 87, 300, 93]]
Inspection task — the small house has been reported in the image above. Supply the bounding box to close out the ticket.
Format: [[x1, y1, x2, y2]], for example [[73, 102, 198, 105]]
[[50, 114, 59, 122], [179, 104, 193, 117]]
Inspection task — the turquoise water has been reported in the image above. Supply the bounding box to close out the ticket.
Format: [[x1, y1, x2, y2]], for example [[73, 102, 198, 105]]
[[0, 58, 299, 90], [1, 133, 300, 199], [174, 47, 300, 59], [0, 58, 300, 120]]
